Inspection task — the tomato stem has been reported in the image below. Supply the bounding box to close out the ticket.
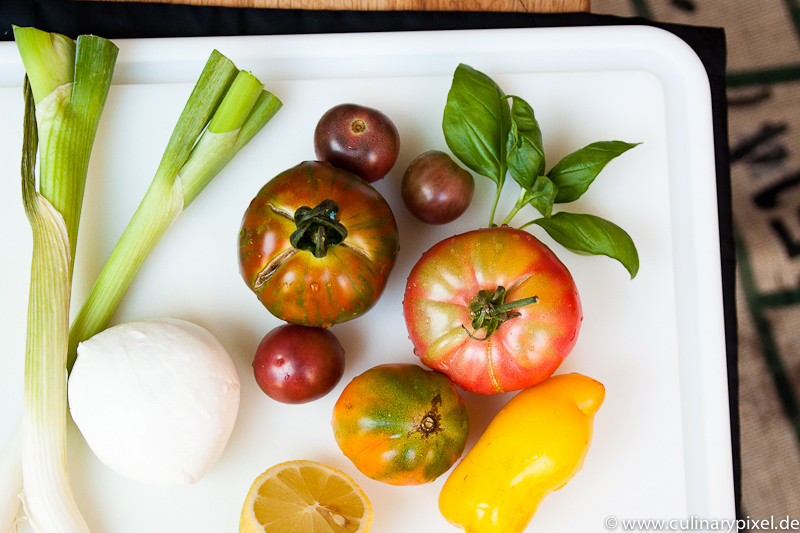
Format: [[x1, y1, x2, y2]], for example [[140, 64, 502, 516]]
[[290, 199, 348, 258], [488, 183, 503, 227], [500, 189, 527, 226], [492, 295, 540, 314], [463, 286, 539, 341]]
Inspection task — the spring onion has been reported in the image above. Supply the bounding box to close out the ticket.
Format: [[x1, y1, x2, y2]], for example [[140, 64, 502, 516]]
[[15, 25, 119, 533], [0, 422, 22, 533], [1, 30, 113, 525], [20, 80, 88, 533], [66, 52, 282, 370], [14, 28, 118, 274]]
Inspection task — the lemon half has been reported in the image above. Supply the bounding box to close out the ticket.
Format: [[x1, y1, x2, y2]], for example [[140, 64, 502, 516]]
[[240, 460, 373, 533]]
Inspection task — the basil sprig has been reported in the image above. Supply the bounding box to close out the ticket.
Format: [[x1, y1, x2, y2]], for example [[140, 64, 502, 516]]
[[506, 95, 546, 185], [548, 140, 640, 203], [532, 213, 639, 278], [442, 63, 641, 278], [443, 64, 511, 225]]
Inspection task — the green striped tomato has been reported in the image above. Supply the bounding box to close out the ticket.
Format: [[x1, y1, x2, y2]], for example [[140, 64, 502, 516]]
[[331, 364, 470, 486], [238, 161, 399, 327]]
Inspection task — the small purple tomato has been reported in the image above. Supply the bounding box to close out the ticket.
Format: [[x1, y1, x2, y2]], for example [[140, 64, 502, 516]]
[[314, 103, 400, 183], [252, 324, 345, 404], [401, 150, 475, 225]]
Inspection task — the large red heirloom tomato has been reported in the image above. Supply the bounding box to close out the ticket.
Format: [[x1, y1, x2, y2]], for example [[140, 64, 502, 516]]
[[331, 364, 470, 486], [403, 227, 582, 395], [239, 161, 400, 327]]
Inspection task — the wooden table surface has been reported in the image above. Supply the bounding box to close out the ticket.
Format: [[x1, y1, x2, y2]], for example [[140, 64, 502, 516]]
[[106, 0, 589, 13]]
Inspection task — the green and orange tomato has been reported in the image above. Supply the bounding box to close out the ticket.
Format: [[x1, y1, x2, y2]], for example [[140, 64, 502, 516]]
[[403, 226, 582, 395], [331, 363, 469, 486], [238, 161, 399, 327]]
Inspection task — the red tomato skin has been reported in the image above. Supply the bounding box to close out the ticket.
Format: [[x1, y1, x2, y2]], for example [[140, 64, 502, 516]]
[[239, 161, 399, 327], [403, 227, 582, 395]]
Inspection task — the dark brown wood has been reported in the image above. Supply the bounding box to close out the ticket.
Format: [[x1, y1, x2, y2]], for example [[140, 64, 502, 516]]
[[92, 0, 589, 13]]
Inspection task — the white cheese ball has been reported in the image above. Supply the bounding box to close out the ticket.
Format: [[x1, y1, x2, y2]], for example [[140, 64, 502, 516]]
[[68, 318, 240, 487]]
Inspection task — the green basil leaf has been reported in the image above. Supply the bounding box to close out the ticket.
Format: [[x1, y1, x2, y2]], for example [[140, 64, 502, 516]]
[[548, 141, 640, 203], [522, 175, 557, 218], [532, 212, 639, 278], [443, 64, 511, 187], [506, 95, 545, 190]]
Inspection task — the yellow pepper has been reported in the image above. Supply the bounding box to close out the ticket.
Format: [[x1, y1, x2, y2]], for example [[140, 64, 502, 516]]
[[439, 373, 605, 533]]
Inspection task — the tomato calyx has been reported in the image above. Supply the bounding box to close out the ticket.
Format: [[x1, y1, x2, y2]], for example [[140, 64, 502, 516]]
[[463, 286, 539, 341], [289, 199, 348, 258]]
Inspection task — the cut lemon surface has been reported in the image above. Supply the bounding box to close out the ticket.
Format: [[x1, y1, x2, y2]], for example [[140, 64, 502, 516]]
[[240, 460, 373, 533]]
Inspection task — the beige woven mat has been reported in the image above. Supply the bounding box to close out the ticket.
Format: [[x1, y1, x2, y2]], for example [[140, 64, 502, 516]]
[[595, 0, 800, 523]]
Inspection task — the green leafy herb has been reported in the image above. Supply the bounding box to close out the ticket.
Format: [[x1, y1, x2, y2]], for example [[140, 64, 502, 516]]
[[502, 95, 556, 221], [506, 95, 546, 186], [548, 141, 640, 203], [442, 63, 641, 278], [520, 175, 558, 219], [443, 63, 511, 225], [530, 212, 640, 279]]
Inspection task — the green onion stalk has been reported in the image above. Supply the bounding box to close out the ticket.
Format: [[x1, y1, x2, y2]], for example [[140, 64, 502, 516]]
[[66, 52, 282, 369], [9, 27, 118, 533], [19, 80, 88, 533]]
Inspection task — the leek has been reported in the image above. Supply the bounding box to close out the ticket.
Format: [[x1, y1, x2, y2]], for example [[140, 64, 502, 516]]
[[14, 28, 118, 275], [0, 422, 21, 533], [66, 55, 282, 369], [20, 80, 88, 532], [11, 28, 118, 533]]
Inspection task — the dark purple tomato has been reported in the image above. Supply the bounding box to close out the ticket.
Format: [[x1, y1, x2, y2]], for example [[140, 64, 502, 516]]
[[401, 150, 475, 225], [253, 324, 345, 404], [314, 103, 400, 183]]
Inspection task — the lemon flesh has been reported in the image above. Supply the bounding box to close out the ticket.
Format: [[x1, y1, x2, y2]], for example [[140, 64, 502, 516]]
[[240, 460, 372, 533]]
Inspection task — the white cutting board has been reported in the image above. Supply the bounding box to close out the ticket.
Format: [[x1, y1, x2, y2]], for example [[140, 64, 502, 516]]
[[0, 26, 734, 532]]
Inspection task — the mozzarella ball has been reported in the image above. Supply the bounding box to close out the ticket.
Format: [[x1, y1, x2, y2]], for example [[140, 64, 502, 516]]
[[68, 318, 240, 486]]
